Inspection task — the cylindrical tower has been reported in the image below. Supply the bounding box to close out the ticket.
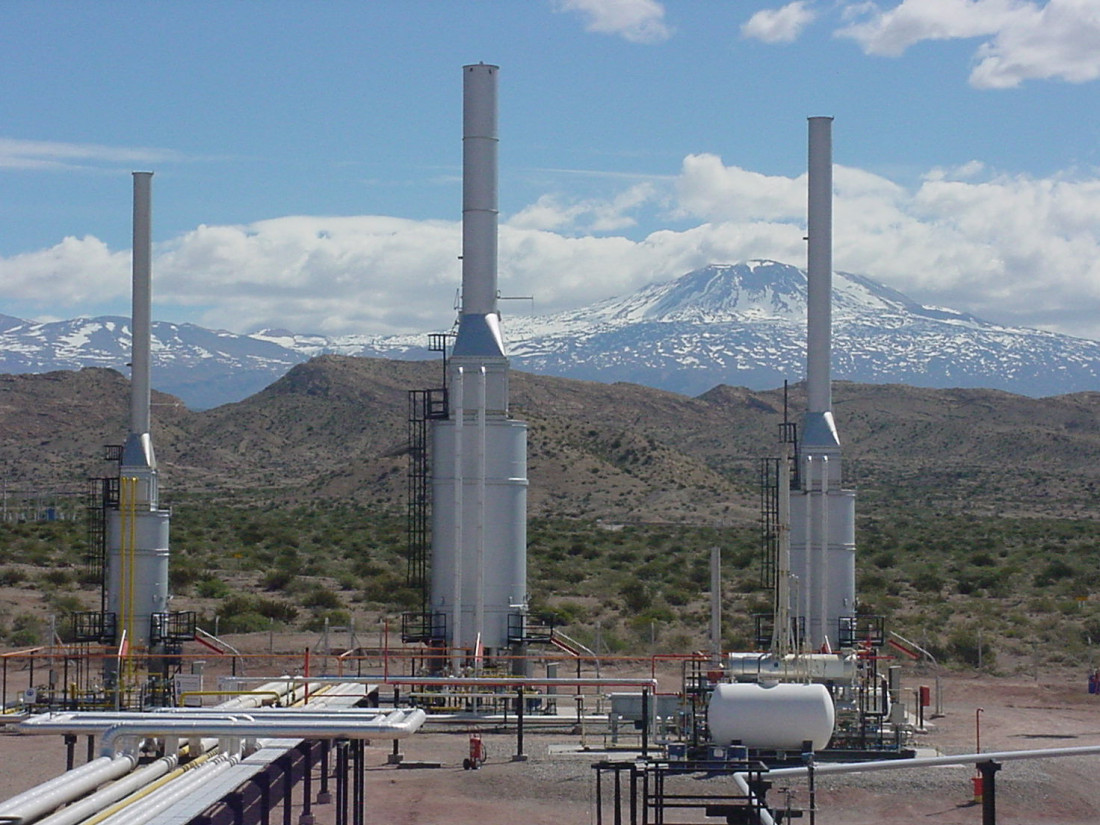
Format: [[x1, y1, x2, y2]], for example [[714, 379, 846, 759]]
[[789, 118, 856, 651], [806, 116, 833, 418], [105, 171, 171, 655], [431, 64, 528, 664]]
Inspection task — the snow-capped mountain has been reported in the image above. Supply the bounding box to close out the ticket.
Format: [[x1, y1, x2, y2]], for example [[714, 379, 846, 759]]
[[335, 260, 1100, 399], [0, 315, 306, 409], [3, 260, 1099, 408]]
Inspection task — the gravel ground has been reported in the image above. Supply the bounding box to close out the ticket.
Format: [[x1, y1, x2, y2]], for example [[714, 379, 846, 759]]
[[4, 670, 1100, 824]]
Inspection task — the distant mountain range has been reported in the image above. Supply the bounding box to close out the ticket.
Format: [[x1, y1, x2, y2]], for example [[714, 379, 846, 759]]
[[3, 357, 1099, 522], [3, 260, 1098, 408]]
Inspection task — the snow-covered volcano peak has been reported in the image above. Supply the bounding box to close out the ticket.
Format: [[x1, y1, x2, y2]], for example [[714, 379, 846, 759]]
[[581, 260, 916, 326]]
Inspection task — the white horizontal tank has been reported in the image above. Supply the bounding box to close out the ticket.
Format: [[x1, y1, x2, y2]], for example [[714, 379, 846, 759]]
[[708, 682, 835, 751]]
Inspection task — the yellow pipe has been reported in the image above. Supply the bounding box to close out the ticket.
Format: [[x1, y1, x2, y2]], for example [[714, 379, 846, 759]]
[[80, 749, 218, 825]]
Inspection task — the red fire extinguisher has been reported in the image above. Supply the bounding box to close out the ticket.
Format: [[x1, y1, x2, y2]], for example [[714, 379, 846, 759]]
[[464, 733, 486, 770]]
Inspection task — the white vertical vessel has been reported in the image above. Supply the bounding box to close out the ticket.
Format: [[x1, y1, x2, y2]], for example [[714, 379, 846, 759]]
[[431, 64, 528, 665], [106, 172, 171, 654], [789, 118, 856, 651]]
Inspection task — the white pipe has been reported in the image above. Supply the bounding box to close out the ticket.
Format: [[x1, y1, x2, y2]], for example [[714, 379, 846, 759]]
[[452, 367, 464, 670], [0, 754, 136, 824], [130, 171, 153, 437], [773, 445, 792, 656], [461, 63, 498, 317], [709, 545, 721, 663], [94, 752, 240, 825], [34, 755, 179, 825], [475, 365, 487, 655], [806, 116, 833, 415], [766, 743, 1100, 779], [819, 454, 829, 649], [99, 708, 427, 754], [732, 772, 777, 825], [377, 676, 658, 690], [18, 709, 421, 737], [803, 456, 814, 650]]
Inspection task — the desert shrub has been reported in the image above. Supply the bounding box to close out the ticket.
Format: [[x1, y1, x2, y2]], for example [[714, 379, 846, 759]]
[[302, 587, 342, 610], [947, 625, 995, 668], [0, 567, 27, 586], [302, 609, 351, 632], [1034, 558, 1075, 587], [8, 613, 41, 646], [619, 580, 652, 613], [197, 577, 232, 599], [261, 569, 295, 592], [40, 568, 73, 588]]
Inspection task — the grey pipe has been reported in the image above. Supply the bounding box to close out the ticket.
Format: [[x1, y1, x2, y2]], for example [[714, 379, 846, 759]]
[[34, 755, 179, 825], [764, 743, 1100, 780], [100, 708, 427, 754], [0, 754, 136, 824], [95, 752, 240, 825]]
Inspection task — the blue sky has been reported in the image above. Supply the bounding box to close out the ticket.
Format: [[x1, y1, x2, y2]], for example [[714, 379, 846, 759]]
[[3, 0, 1100, 340]]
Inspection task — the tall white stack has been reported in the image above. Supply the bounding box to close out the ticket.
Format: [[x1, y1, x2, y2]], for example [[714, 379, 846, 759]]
[[431, 65, 528, 665], [789, 118, 857, 651], [106, 172, 171, 654]]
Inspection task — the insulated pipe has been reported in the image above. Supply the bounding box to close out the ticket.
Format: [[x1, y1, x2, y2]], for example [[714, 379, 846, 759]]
[[806, 117, 833, 415], [0, 754, 136, 824], [34, 755, 179, 825], [130, 171, 153, 437], [19, 709, 418, 736], [819, 455, 829, 648], [461, 63, 499, 317], [732, 772, 777, 825], [803, 456, 814, 649], [772, 443, 792, 656], [452, 367, 465, 670], [475, 365, 487, 655], [374, 676, 658, 690], [93, 752, 241, 825], [98, 709, 427, 754], [709, 546, 721, 663], [764, 743, 1100, 779]]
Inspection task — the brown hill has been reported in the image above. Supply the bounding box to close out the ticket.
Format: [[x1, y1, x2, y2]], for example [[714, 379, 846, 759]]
[[1, 357, 1099, 521]]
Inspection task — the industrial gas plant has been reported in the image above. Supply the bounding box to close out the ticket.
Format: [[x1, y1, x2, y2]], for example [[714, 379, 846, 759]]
[[5, 63, 1091, 825]]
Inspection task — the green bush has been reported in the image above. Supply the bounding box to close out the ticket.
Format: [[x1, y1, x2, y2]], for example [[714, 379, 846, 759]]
[[0, 567, 28, 586], [303, 587, 342, 610], [197, 578, 232, 599], [619, 581, 651, 613]]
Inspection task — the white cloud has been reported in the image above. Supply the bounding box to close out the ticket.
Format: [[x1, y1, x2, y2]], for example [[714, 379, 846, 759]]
[[742, 1, 818, 43], [506, 182, 657, 233], [0, 236, 130, 306], [0, 138, 183, 171], [554, 0, 672, 44], [155, 216, 463, 334], [4, 158, 1100, 340], [662, 153, 1100, 338], [674, 154, 805, 222], [836, 0, 1100, 88], [970, 0, 1100, 88]]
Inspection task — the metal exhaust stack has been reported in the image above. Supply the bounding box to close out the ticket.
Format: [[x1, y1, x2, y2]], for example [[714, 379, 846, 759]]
[[789, 118, 856, 652], [106, 172, 171, 664], [126, 171, 156, 478], [431, 64, 529, 672], [806, 117, 834, 430]]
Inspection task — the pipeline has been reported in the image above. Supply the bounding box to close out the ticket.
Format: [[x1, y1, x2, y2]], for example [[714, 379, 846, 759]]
[[0, 755, 136, 825], [33, 755, 183, 825], [93, 751, 241, 825], [97, 708, 427, 754], [764, 743, 1100, 779], [0, 678, 302, 824]]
